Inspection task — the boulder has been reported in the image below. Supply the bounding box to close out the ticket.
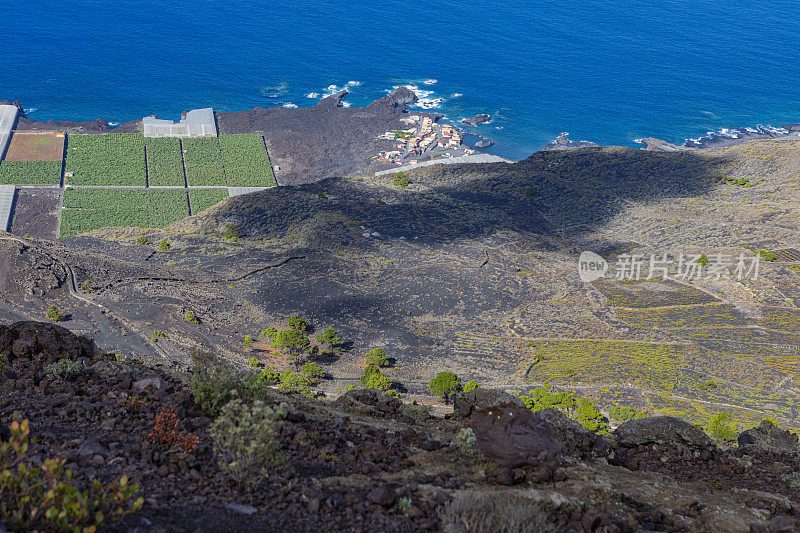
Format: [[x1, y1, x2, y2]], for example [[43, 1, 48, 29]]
[[738, 420, 799, 455], [461, 114, 492, 125], [453, 388, 524, 419], [0, 321, 103, 369], [333, 388, 401, 417], [536, 407, 609, 457], [614, 416, 715, 450], [132, 376, 167, 392], [470, 402, 563, 469]]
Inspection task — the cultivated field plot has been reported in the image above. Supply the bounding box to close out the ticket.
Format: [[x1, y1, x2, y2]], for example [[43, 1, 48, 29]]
[[0, 161, 61, 185], [594, 279, 718, 308], [8, 188, 61, 239], [615, 303, 750, 330], [759, 307, 800, 332], [60, 188, 189, 237], [189, 188, 229, 213], [145, 137, 185, 187], [219, 134, 275, 187], [673, 369, 800, 421], [4, 131, 64, 161], [183, 137, 226, 186], [64, 133, 146, 186], [680, 347, 790, 390], [524, 339, 684, 391]]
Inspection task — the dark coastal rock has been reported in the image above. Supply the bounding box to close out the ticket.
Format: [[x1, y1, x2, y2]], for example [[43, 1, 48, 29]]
[[453, 388, 523, 418], [545, 132, 598, 150], [637, 137, 690, 152], [738, 420, 800, 455], [461, 114, 492, 125], [474, 139, 494, 148], [470, 402, 563, 469], [614, 416, 715, 450]]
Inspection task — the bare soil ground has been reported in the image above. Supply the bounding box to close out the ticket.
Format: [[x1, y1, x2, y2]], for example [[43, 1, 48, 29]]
[[4, 131, 65, 161], [8, 188, 61, 239]]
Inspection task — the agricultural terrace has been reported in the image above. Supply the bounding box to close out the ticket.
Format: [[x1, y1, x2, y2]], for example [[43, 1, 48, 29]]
[[145, 137, 185, 187], [4, 131, 64, 161], [594, 279, 718, 308], [183, 137, 226, 186], [219, 134, 276, 187], [0, 161, 62, 185], [524, 339, 684, 391], [60, 188, 189, 238], [615, 303, 750, 330], [759, 307, 800, 332], [190, 189, 229, 213], [65, 133, 146, 186]]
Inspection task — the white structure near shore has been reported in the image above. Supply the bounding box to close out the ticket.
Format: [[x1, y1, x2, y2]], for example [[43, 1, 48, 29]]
[[0, 105, 20, 160], [143, 108, 217, 138]]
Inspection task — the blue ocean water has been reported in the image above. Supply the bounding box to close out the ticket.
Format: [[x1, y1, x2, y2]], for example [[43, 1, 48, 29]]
[[3, 0, 800, 160]]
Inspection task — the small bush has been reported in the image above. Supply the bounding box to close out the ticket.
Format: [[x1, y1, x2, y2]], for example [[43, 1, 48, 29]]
[[287, 315, 310, 333], [300, 362, 324, 384], [519, 384, 609, 433], [704, 412, 738, 442], [365, 348, 389, 367], [148, 408, 199, 454], [608, 405, 647, 423], [278, 369, 314, 396], [212, 399, 289, 489], [221, 224, 241, 241], [136, 235, 151, 246], [393, 174, 410, 187], [0, 420, 143, 531], [158, 239, 172, 251], [43, 358, 83, 378], [185, 310, 200, 325], [455, 427, 479, 456], [189, 352, 242, 417], [45, 304, 64, 322], [361, 365, 392, 391], [463, 380, 479, 392], [315, 327, 342, 354], [429, 371, 461, 402]]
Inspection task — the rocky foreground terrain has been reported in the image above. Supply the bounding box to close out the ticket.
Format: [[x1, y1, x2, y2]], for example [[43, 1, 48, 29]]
[[3, 320, 800, 532]]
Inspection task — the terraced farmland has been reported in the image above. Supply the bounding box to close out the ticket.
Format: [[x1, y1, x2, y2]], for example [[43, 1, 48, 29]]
[[615, 303, 750, 329], [0, 161, 61, 185], [594, 279, 718, 308], [183, 137, 226, 186], [189, 188, 229, 213], [759, 306, 800, 332], [219, 134, 275, 187], [524, 339, 684, 391], [145, 137, 185, 187], [64, 133, 146, 186], [60, 188, 189, 237]]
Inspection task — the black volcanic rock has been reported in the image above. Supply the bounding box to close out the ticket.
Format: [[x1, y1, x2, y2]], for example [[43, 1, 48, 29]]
[[461, 114, 492, 125], [738, 420, 800, 455], [614, 416, 715, 450]]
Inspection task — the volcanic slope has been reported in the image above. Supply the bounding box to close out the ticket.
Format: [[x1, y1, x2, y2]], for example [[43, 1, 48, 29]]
[[4, 139, 800, 429]]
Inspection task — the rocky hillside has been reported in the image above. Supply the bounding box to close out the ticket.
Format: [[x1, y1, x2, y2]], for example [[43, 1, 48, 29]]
[[2, 321, 800, 532]]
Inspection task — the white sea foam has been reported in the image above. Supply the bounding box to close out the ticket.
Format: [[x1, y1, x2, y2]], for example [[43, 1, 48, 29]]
[[346, 80, 362, 87], [306, 92, 320, 99], [108, 122, 119, 126], [282, 103, 298, 109], [23, 107, 37, 114], [393, 84, 446, 109], [451, 93, 463, 98], [341, 101, 352, 108], [423, 79, 438, 85]]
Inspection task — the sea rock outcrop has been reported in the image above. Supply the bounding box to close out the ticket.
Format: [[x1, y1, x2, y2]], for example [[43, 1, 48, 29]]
[[461, 114, 492, 125]]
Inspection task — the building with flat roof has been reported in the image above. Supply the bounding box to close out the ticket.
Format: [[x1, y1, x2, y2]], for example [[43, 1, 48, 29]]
[[143, 108, 217, 138]]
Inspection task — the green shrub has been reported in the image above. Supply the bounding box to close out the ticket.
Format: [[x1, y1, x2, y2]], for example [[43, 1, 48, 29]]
[[45, 304, 64, 322], [463, 380, 479, 392], [704, 412, 738, 442], [365, 348, 389, 367], [278, 369, 314, 396], [393, 174, 410, 187], [184, 310, 200, 324], [300, 362, 324, 384], [158, 239, 171, 251], [455, 427, 479, 456], [211, 399, 288, 489], [43, 358, 83, 378], [260, 326, 278, 340], [315, 327, 342, 354], [221, 224, 241, 241], [697, 253, 709, 267], [271, 328, 311, 367], [0, 420, 143, 531], [189, 352, 242, 417], [361, 365, 392, 391], [287, 315, 310, 333], [608, 405, 647, 423], [519, 384, 609, 433], [428, 372, 461, 402], [136, 235, 151, 246]]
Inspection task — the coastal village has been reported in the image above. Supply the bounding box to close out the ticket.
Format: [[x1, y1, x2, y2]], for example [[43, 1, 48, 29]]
[[372, 115, 475, 165]]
